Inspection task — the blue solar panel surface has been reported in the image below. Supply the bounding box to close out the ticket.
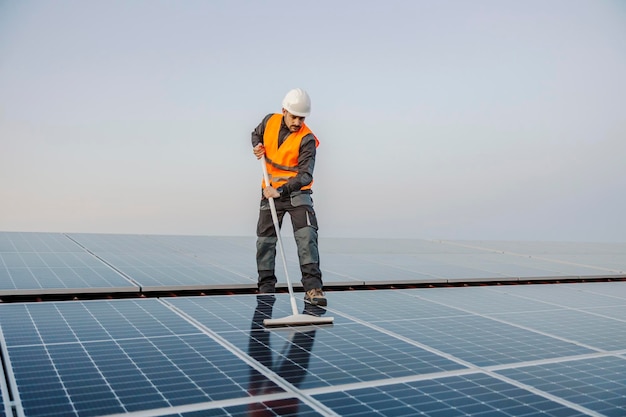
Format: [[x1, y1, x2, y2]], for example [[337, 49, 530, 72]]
[[0, 282, 624, 416], [2, 232, 624, 295], [0, 232, 625, 416], [498, 356, 626, 417], [0, 233, 138, 295], [0, 300, 263, 416], [67, 233, 258, 291]]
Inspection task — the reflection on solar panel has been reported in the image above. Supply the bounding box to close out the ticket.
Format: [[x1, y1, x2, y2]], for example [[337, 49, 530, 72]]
[[0, 231, 625, 416]]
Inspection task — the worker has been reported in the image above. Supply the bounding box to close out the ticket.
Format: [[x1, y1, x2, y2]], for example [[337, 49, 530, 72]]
[[251, 88, 326, 306]]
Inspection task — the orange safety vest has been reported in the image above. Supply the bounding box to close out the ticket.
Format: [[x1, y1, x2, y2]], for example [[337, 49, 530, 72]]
[[262, 113, 319, 190]]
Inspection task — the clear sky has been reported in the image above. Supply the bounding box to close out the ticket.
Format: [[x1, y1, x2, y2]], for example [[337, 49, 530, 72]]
[[1, 0, 625, 242]]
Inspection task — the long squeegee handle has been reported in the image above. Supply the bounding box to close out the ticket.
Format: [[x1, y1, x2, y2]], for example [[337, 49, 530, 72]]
[[261, 156, 299, 316]]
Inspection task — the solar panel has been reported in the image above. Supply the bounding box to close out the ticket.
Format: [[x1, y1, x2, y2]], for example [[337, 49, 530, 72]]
[[498, 356, 626, 416], [0, 300, 268, 416], [1, 231, 625, 416], [0, 282, 624, 416], [0, 232, 80, 252], [2, 232, 623, 297], [67, 233, 259, 291], [313, 373, 591, 417], [167, 297, 467, 386], [64, 234, 626, 289], [0, 233, 138, 296], [319, 238, 624, 284], [445, 240, 626, 276]]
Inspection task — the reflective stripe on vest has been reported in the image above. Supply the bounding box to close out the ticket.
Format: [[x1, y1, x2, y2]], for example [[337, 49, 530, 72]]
[[262, 113, 319, 190]]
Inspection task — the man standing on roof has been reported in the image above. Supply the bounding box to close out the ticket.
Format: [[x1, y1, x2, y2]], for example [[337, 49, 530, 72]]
[[251, 88, 326, 306]]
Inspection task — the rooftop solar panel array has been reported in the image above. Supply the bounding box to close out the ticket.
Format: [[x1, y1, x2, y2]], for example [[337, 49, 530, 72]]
[[0, 231, 625, 416], [1, 232, 624, 297], [0, 282, 624, 416]]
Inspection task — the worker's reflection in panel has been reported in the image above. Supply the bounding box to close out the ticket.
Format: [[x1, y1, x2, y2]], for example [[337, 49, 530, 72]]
[[247, 295, 327, 416]]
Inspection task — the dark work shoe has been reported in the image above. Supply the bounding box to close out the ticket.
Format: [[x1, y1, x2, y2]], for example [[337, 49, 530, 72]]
[[304, 288, 327, 306]]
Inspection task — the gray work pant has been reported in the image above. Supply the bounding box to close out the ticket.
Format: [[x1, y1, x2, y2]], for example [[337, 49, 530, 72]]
[[255, 194, 322, 293]]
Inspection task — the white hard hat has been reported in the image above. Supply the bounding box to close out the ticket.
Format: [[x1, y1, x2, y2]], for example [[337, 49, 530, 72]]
[[282, 88, 311, 117]]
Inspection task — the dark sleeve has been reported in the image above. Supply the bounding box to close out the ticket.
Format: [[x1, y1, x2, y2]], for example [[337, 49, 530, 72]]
[[280, 133, 317, 196], [251, 114, 274, 147]]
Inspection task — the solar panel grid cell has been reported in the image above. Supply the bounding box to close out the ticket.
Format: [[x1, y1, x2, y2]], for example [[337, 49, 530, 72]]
[[314, 374, 590, 417], [492, 309, 626, 351], [0, 233, 138, 295], [498, 356, 626, 416], [66, 235, 257, 291], [388, 316, 594, 366], [0, 232, 78, 253]]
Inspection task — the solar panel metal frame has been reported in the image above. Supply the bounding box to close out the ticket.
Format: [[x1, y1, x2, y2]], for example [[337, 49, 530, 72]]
[[0, 326, 17, 417]]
